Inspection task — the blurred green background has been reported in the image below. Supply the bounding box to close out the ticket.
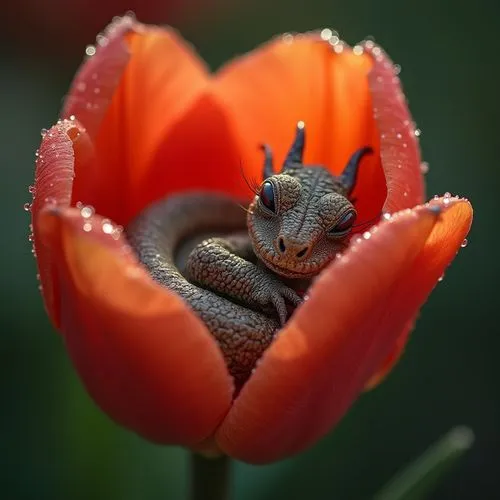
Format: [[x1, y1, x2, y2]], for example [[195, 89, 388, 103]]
[[1, 0, 497, 498]]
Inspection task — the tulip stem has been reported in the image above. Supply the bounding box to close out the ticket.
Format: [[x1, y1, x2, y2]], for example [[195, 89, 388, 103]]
[[190, 453, 232, 500]]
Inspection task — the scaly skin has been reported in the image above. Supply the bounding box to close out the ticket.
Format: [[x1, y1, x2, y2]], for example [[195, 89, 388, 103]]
[[127, 124, 372, 383]]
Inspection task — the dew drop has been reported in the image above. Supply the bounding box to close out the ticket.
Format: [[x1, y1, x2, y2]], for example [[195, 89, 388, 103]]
[[438, 273, 445, 282], [69, 114, 76, 121], [80, 205, 94, 218], [36, 273, 40, 281], [111, 226, 123, 240], [41, 128, 48, 137], [102, 221, 114, 234], [83, 222, 92, 232], [461, 238, 468, 248], [414, 128, 421, 137], [396, 133, 402, 139], [76, 82, 87, 92], [393, 64, 401, 75], [328, 35, 340, 46], [383, 213, 391, 220], [96, 34, 108, 47], [85, 45, 96, 57], [420, 162, 429, 174], [28, 185, 36, 194], [28, 234, 34, 242], [363, 231, 371, 240], [320, 28, 333, 41], [23, 202, 32, 212], [444, 192, 452, 198], [281, 33, 294, 44], [353, 45, 364, 55]]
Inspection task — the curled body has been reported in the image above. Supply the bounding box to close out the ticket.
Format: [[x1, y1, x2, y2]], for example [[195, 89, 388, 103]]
[[127, 193, 282, 383], [127, 123, 371, 383]]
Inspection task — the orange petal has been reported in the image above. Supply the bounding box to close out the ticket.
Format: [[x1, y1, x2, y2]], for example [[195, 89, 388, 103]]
[[36, 206, 233, 445], [138, 90, 254, 215], [216, 198, 472, 463], [364, 42, 425, 212], [32, 119, 94, 327], [212, 34, 386, 223], [62, 15, 137, 140], [364, 317, 414, 389], [93, 22, 209, 225]]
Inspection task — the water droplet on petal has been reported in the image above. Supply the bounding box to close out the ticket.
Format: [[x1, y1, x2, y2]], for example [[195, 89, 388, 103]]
[[80, 206, 94, 218], [320, 28, 333, 41], [363, 231, 371, 240], [383, 213, 392, 220], [438, 273, 445, 282], [414, 128, 421, 137], [23, 202, 32, 212], [328, 35, 340, 46], [83, 222, 92, 232], [102, 220, 113, 234], [444, 192, 452, 198], [393, 64, 401, 75], [41, 128, 48, 137], [85, 45, 96, 57], [420, 162, 429, 174], [461, 238, 468, 248]]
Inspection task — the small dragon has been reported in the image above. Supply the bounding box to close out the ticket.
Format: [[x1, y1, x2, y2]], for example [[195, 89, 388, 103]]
[[127, 123, 371, 384]]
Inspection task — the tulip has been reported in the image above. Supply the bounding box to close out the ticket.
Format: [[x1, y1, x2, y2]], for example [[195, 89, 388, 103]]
[[30, 14, 472, 466]]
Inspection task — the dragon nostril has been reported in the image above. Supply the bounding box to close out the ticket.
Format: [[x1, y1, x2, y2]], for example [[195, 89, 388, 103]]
[[296, 246, 309, 259], [278, 237, 286, 253]]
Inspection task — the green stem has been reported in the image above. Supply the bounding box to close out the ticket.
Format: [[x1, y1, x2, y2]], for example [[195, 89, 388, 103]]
[[374, 426, 474, 500], [190, 453, 232, 500]]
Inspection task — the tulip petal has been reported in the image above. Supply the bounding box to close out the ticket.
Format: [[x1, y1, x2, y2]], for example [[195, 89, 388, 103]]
[[364, 42, 426, 212], [138, 90, 253, 218], [92, 22, 209, 225], [32, 119, 94, 327], [212, 34, 386, 222], [36, 206, 233, 445], [62, 15, 136, 140], [216, 198, 472, 463], [62, 14, 209, 225]]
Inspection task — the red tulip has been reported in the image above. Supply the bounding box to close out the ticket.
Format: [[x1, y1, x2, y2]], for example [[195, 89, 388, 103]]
[[30, 15, 472, 464]]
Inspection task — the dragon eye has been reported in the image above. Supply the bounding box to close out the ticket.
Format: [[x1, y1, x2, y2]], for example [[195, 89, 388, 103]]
[[259, 181, 276, 212], [329, 210, 357, 237]]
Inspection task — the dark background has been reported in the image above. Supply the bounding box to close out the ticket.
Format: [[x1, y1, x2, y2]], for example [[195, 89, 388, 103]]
[[1, 0, 498, 498]]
